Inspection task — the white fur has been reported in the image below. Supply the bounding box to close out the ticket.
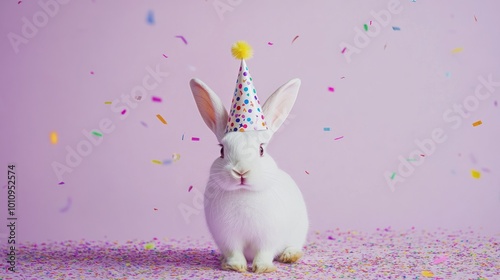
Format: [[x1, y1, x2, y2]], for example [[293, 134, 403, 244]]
[[190, 78, 308, 272]]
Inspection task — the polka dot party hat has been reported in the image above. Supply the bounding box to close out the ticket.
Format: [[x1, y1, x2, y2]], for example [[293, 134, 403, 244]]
[[226, 41, 268, 133]]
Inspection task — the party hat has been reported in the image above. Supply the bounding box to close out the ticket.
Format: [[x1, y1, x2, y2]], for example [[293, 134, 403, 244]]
[[226, 41, 268, 133]]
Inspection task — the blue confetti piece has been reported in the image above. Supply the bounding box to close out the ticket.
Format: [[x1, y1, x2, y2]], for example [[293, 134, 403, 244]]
[[392, 26, 401, 31], [146, 10, 155, 25], [445, 72, 451, 78], [323, 127, 331, 132]]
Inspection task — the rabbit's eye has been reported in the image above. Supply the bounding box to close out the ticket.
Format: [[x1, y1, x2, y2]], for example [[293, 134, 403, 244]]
[[260, 144, 264, 157], [220, 145, 224, 158]]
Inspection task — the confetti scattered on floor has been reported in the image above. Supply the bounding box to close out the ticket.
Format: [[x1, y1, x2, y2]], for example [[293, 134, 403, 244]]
[[3, 228, 498, 279], [192, 137, 200, 141], [175, 35, 188, 45], [172, 153, 181, 162], [267, 42, 273, 46], [363, 24, 368, 31], [305, 171, 310, 175], [90, 71, 94, 75], [58, 182, 65, 185], [162, 54, 168, 58], [104, 101, 112, 105], [152, 96, 162, 102], [451, 47, 464, 54], [140, 121, 148, 128], [471, 169, 481, 179], [390, 172, 396, 180], [121, 109, 127, 115], [50, 131, 58, 144], [292, 35, 299, 44], [334, 136, 344, 140], [188, 185, 193, 192], [341, 47, 347, 54], [392, 26, 401, 31], [146, 10, 155, 25], [151, 160, 162, 165], [156, 114, 167, 124], [92, 130, 102, 137], [328, 87, 334, 92], [473, 120, 483, 127], [323, 127, 331, 131]]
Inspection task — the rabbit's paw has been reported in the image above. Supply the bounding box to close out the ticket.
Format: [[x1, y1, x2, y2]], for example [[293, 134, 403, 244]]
[[278, 247, 303, 263], [252, 262, 277, 273], [221, 254, 247, 272]]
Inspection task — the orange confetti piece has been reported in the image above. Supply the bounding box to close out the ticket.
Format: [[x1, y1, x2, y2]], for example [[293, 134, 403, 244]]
[[156, 114, 167, 124], [50, 131, 58, 144], [472, 120, 482, 127], [421, 270, 434, 278], [451, 47, 464, 54]]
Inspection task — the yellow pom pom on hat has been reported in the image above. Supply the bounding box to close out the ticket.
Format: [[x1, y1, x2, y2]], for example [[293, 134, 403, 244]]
[[226, 41, 268, 133]]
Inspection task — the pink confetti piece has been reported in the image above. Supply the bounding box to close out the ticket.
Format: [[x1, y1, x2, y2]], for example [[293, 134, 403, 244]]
[[369, 20, 372, 25], [188, 185, 193, 192], [305, 171, 310, 175], [334, 136, 344, 140], [153, 208, 158, 211], [432, 255, 448, 264], [18, 1, 22, 4], [59, 197, 72, 213], [121, 109, 126, 115], [175, 35, 188, 45], [474, 15, 478, 22], [328, 87, 335, 92], [152, 96, 162, 102], [481, 167, 490, 173], [292, 35, 299, 44], [420, 154, 425, 157], [341, 47, 347, 54], [162, 54, 168, 58], [191, 137, 200, 141], [140, 121, 148, 128], [340, 76, 345, 79], [58, 182, 65, 185], [90, 71, 94, 75], [267, 42, 273, 45]]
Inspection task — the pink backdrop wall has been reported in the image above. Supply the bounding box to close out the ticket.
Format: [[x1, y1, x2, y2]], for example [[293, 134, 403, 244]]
[[1, 0, 499, 243]]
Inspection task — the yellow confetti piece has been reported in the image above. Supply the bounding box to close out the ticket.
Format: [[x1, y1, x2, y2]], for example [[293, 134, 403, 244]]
[[156, 114, 167, 124], [471, 169, 481, 179], [144, 243, 155, 250], [151, 160, 162, 165], [472, 120, 482, 127], [172, 153, 181, 162], [104, 101, 112, 104], [50, 131, 58, 144], [451, 47, 463, 54], [421, 270, 434, 278]]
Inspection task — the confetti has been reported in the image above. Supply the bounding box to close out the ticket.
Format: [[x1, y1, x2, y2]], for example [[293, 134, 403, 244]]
[[421, 270, 434, 278], [495, 100, 498, 107], [363, 24, 368, 31], [191, 137, 200, 141], [59, 197, 72, 213], [151, 160, 162, 165], [392, 26, 401, 31], [432, 255, 448, 264], [334, 136, 344, 141], [188, 185, 193, 192], [146, 10, 154, 25], [451, 47, 464, 54], [162, 54, 168, 58], [172, 153, 181, 162], [156, 114, 167, 124], [152, 96, 162, 102], [341, 47, 347, 54], [472, 120, 482, 127], [50, 131, 58, 144], [163, 159, 172, 165], [305, 171, 310, 175], [92, 131, 103, 137], [474, 15, 478, 22], [471, 169, 481, 179], [384, 43, 388, 50], [58, 182, 65, 185], [90, 71, 94, 75], [140, 121, 148, 128], [104, 101, 112, 104], [121, 109, 127, 115], [445, 71, 451, 78], [175, 35, 188, 45], [323, 127, 331, 132], [420, 154, 425, 157], [18, 1, 22, 4], [369, 20, 372, 25], [267, 42, 273, 45], [328, 87, 334, 92], [340, 76, 345, 79], [182, 133, 184, 140], [153, 208, 158, 211], [292, 35, 299, 44], [390, 172, 396, 180], [144, 243, 155, 250]]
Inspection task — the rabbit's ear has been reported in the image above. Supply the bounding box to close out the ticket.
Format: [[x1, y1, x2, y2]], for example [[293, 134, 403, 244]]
[[262, 79, 301, 133], [190, 78, 228, 141]]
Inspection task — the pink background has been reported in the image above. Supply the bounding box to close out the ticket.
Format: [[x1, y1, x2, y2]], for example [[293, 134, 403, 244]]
[[0, 0, 499, 243]]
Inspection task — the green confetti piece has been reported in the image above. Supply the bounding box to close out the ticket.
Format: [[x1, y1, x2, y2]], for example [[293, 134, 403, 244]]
[[390, 172, 396, 180], [92, 131, 103, 137], [363, 24, 368, 31]]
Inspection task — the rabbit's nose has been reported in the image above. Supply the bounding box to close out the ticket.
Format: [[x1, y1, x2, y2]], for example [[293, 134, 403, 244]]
[[232, 169, 249, 178]]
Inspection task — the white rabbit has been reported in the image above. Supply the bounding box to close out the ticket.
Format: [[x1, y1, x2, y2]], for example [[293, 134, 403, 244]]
[[190, 78, 309, 273]]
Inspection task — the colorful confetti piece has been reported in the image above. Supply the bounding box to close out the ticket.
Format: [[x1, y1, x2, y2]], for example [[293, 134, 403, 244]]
[[474, 15, 478, 22], [182, 133, 184, 140], [163, 159, 172, 165], [121, 109, 127, 115], [90, 71, 94, 75], [152, 160, 162, 165], [156, 114, 167, 124], [451, 47, 464, 54], [421, 270, 434, 278], [472, 120, 482, 127], [305, 171, 310, 175], [58, 182, 65, 185], [292, 35, 299, 44], [328, 87, 335, 92], [390, 172, 396, 180], [144, 243, 155, 250], [191, 137, 200, 141], [153, 208, 158, 211], [152, 96, 162, 102], [50, 131, 58, 144], [363, 24, 368, 31], [432, 255, 448, 264], [267, 42, 273, 45], [471, 169, 481, 179], [323, 127, 331, 132], [146, 10, 154, 25], [162, 54, 168, 58], [392, 26, 401, 31], [104, 101, 112, 105], [92, 131, 103, 137], [188, 185, 193, 192], [140, 121, 148, 128], [334, 136, 344, 140], [59, 197, 72, 213], [341, 47, 347, 54], [172, 153, 181, 162], [175, 35, 188, 45], [445, 71, 451, 78]]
